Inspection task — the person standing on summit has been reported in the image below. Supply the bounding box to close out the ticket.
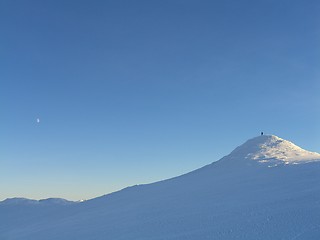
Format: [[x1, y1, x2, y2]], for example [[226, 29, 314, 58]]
[[261, 132, 264, 136]]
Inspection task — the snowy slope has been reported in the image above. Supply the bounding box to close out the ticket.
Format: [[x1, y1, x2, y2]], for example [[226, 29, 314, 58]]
[[1, 135, 320, 240]]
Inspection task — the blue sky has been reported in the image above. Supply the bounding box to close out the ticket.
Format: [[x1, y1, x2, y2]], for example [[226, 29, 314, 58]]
[[1, 0, 319, 200]]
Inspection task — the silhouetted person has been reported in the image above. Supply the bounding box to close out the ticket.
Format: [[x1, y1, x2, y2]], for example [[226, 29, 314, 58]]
[[261, 132, 264, 136]]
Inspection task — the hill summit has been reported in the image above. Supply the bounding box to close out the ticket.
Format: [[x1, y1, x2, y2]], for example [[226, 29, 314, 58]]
[[221, 135, 320, 167]]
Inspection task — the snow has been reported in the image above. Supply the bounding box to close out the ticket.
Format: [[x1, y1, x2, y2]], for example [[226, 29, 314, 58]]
[[1, 135, 320, 240], [221, 135, 320, 167]]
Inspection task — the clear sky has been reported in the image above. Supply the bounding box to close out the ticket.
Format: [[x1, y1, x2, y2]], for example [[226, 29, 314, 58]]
[[1, 0, 319, 201]]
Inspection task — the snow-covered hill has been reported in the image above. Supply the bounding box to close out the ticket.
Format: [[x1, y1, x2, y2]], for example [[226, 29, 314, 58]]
[[1, 135, 320, 240]]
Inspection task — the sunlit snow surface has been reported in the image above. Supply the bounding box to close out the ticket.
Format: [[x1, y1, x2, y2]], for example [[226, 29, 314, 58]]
[[225, 135, 320, 167], [1, 135, 320, 240]]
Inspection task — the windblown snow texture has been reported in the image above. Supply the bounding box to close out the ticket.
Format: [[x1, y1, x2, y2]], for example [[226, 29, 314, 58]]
[[1, 135, 320, 240]]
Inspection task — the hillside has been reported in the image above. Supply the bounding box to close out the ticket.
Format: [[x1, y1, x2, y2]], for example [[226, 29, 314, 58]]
[[1, 135, 320, 240]]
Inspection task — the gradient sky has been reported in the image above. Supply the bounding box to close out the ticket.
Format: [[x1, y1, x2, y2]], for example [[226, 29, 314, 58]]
[[1, 0, 319, 201]]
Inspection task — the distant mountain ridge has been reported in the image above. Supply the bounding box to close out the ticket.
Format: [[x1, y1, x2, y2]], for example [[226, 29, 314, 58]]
[[0, 197, 75, 205], [1, 135, 320, 240]]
